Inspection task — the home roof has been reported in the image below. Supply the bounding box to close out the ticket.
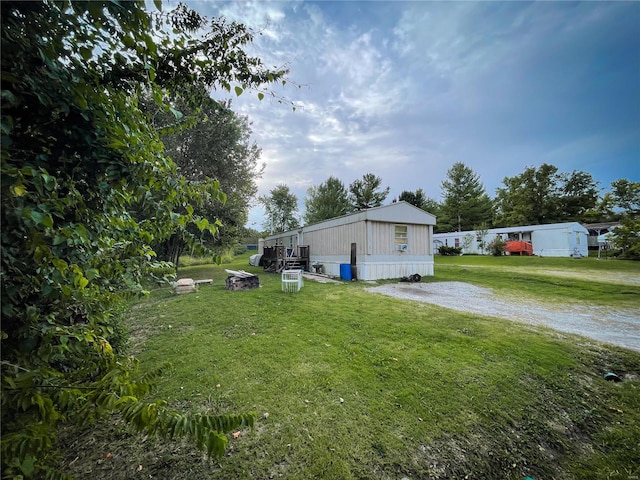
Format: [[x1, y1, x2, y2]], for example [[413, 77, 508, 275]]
[[433, 221, 589, 237], [582, 222, 621, 231], [266, 201, 436, 240]]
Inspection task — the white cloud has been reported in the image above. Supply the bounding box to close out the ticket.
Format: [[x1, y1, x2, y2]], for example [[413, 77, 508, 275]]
[[185, 1, 640, 228]]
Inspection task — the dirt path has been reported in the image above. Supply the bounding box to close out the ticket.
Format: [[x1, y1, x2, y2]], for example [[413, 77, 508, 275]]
[[366, 281, 640, 352]]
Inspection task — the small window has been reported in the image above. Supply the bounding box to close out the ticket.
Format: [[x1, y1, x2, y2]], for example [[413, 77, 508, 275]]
[[454, 238, 460, 248], [395, 225, 408, 251], [576, 233, 581, 245]]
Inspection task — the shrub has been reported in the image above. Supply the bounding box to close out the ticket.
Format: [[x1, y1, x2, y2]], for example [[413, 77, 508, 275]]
[[612, 216, 640, 261], [438, 245, 463, 256], [488, 237, 507, 256], [234, 244, 248, 255]]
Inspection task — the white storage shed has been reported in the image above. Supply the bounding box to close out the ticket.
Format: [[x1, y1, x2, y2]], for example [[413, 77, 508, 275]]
[[433, 222, 589, 257], [263, 202, 437, 281]]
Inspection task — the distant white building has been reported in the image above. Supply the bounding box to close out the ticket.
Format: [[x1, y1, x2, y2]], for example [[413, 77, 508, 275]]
[[433, 222, 589, 257]]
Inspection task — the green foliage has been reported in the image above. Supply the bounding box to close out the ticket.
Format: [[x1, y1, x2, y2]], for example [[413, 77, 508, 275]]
[[259, 184, 300, 233], [608, 179, 640, 260], [398, 188, 425, 208], [151, 95, 264, 262], [494, 164, 560, 226], [610, 179, 640, 216], [240, 227, 261, 246], [439, 162, 493, 232], [438, 245, 463, 256], [487, 237, 507, 256], [494, 164, 599, 226], [303, 176, 350, 224], [559, 170, 599, 221], [398, 188, 440, 218], [581, 192, 618, 223], [1, 1, 285, 477], [612, 216, 640, 260], [474, 223, 490, 254], [348, 173, 390, 211], [582, 179, 638, 223], [234, 244, 248, 255]]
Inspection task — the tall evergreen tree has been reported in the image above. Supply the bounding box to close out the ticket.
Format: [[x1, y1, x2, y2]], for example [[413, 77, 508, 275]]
[[439, 162, 493, 232], [303, 176, 350, 224], [349, 173, 390, 211], [399, 188, 430, 209], [422, 196, 442, 219], [399, 189, 441, 225]]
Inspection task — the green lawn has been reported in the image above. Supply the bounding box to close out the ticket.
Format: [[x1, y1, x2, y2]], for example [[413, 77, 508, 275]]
[[60, 254, 640, 479], [433, 254, 639, 308]]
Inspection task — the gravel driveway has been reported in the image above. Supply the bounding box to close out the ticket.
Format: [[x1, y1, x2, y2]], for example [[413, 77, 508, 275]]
[[366, 281, 640, 352]]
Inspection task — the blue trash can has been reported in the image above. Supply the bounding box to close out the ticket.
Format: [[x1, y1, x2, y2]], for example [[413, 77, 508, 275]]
[[340, 263, 352, 281]]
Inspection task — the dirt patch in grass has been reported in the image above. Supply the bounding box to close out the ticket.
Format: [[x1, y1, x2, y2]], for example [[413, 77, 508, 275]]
[[56, 420, 219, 480], [366, 281, 640, 352]]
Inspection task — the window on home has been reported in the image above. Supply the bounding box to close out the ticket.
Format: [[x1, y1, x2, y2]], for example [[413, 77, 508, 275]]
[[395, 225, 408, 251]]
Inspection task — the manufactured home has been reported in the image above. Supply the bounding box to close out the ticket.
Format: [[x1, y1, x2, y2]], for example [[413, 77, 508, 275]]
[[262, 202, 437, 281], [433, 222, 589, 257], [583, 222, 621, 250]]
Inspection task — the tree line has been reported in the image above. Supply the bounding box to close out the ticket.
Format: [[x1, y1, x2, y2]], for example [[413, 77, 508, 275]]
[[261, 162, 638, 232], [259, 173, 391, 233], [259, 163, 639, 257]]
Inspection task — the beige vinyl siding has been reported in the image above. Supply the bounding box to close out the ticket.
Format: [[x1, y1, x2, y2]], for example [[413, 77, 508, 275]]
[[304, 222, 367, 256], [370, 221, 389, 255], [411, 224, 432, 255], [369, 222, 431, 256]]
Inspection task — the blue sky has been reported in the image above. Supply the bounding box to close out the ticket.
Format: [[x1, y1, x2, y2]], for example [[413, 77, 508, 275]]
[[186, 1, 640, 229]]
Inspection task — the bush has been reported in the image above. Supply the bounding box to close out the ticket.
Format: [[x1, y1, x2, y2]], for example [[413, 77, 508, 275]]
[[178, 255, 217, 267], [438, 245, 463, 256], [106, 301, 130, 355], [612, 216, 640, 261], [234, 244, 248, 255], [488, 237, 507, 256]]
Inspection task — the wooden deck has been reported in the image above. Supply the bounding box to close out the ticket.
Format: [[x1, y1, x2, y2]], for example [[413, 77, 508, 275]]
[[262, 245, 310, 272]]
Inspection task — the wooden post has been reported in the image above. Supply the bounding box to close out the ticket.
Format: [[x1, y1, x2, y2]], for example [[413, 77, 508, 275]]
[[350, 242, 357, 281]]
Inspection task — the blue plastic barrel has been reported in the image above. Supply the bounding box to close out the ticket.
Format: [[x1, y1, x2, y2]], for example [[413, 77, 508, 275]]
[[340, 263, 352, 281]]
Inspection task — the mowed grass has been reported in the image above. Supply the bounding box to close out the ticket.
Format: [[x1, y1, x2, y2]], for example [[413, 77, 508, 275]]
[[433, 255, 640, 309], [61, 254, 640, 479]]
